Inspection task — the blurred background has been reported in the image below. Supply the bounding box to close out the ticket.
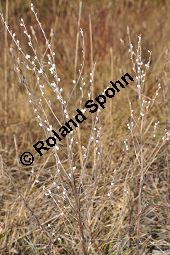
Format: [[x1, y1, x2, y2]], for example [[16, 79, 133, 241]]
[[0, 1, 169, 254]]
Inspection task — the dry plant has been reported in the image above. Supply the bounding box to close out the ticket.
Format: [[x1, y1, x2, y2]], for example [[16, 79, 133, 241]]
[[0, 2, 169, 255]]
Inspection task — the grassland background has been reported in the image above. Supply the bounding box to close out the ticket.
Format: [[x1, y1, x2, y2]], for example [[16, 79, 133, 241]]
[[0, 0, 169, 254]]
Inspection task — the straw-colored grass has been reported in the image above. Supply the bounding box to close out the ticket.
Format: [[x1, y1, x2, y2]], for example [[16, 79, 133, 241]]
[[0, 1, 169, 254]]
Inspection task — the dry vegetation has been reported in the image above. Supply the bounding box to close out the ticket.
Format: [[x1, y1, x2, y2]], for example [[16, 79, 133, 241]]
[[0, 0, 169, 254]]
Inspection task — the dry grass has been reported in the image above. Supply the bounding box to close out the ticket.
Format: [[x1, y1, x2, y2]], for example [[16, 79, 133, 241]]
[[0, 1, 169, 254]]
